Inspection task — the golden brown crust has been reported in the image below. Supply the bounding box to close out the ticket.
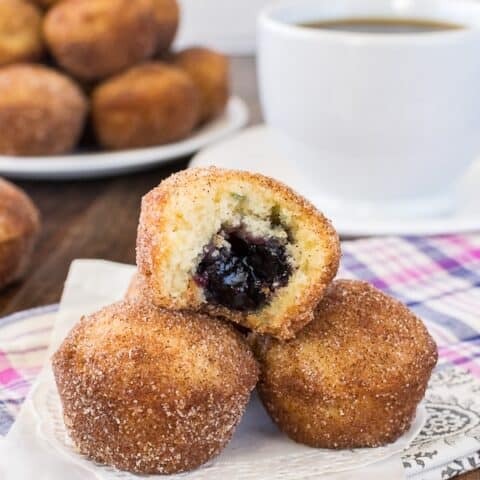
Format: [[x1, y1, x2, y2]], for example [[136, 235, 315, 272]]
[[137, 167, 340, 339], [92, 62, 200, 150], [52, 301, 258, 474], [0, 64, 88, 156], [0, 178, 40, 290], [254, 279, 438, 448], [44, 0, 157, 80], [152, 0, 179, 54], [172, 47, 230, 124], [0, 0, 44, 66]]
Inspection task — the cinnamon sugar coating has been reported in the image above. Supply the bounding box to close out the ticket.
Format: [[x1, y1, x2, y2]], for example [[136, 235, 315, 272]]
[[125, 272, 152, 304], [52, 301, 258, 474], [0, 0, 44, 66], [31, 0, 61, 7], [137, 167, 340, 340], [92, 63, 200, 150], [171, 47, 230, 124], [152, 0, 179, 54], [0, 178, 40, 290], [44, 0, 157, 80], [253, 280, 438, 448], [0, 64, 87, 156]]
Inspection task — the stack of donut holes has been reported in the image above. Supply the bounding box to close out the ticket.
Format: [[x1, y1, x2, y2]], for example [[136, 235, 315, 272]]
[[53, 168, 438, 475], [0, 0, 229, 156]]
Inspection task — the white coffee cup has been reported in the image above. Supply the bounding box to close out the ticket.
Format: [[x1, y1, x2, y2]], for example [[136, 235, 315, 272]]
[[257, 0, 480, 218]]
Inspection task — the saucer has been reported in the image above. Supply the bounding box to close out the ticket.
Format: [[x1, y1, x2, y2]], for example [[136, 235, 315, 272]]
[[190, 125, 480, 237]]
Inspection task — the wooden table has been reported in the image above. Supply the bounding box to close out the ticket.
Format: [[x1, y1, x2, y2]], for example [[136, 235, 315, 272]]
[[0, 56, 478, 480]]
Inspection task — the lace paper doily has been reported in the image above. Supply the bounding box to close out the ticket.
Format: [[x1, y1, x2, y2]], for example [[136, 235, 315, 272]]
[[32, 370, 426, 480]]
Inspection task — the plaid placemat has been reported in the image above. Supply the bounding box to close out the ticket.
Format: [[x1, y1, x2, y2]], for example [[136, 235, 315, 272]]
[[340, 235, 480, 479], [0, 235, 480, 479], [0, 305, 56, 435]]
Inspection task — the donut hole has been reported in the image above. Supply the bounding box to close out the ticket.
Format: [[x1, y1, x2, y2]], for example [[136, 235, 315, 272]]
[[195, 225, 292, 311], [137, 168, 341, 338]]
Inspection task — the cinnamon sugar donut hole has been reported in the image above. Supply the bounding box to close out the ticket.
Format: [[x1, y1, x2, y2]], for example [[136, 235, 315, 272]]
[[0, 64, 87, 156], [0, 0, 44, 66], [137, 167, 340, 340], [53, 302, 258, 474], [0, 178, 40, 290], [44, 0, 157, 80], [253, 280, 438, 448], [92, 63, 200, 149], [172, 47, 230, 124]]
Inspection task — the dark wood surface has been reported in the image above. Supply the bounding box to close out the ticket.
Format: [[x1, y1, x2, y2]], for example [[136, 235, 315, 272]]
[[0, 56, 478, 480]]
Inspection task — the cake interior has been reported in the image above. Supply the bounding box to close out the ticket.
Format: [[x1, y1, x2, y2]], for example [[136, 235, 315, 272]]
[[150, 174, 334, 333]]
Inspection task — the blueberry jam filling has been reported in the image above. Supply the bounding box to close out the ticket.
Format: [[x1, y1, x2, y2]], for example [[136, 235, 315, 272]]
[[195, 227, 292, 312]]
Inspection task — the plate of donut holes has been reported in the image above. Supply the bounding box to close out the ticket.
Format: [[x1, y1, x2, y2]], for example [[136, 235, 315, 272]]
[[34, 167, 437, 478], [0, 0, 247, 180]]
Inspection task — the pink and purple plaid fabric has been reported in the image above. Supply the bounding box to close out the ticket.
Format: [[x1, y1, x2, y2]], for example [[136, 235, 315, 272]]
[[0, 235, 480, 438], [340, 235, 480, 352], [0, 305, 56, 435]]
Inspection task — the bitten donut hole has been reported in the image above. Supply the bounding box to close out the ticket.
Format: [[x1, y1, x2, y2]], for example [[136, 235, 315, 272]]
[[137, 168, 341, 338], [195, 224, 293, 311]]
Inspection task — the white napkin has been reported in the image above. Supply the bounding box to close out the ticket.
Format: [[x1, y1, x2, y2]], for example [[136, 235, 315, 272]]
[[0, 260, 407, 480]]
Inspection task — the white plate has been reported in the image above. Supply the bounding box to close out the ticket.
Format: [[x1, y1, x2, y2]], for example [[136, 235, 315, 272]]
[[0, 97, 248, 181], [190, 125, 480, 237], [32, 370, 426, 480]]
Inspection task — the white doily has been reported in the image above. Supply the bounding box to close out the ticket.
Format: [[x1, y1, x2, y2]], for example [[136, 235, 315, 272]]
[[32, 369, 426, 480]]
